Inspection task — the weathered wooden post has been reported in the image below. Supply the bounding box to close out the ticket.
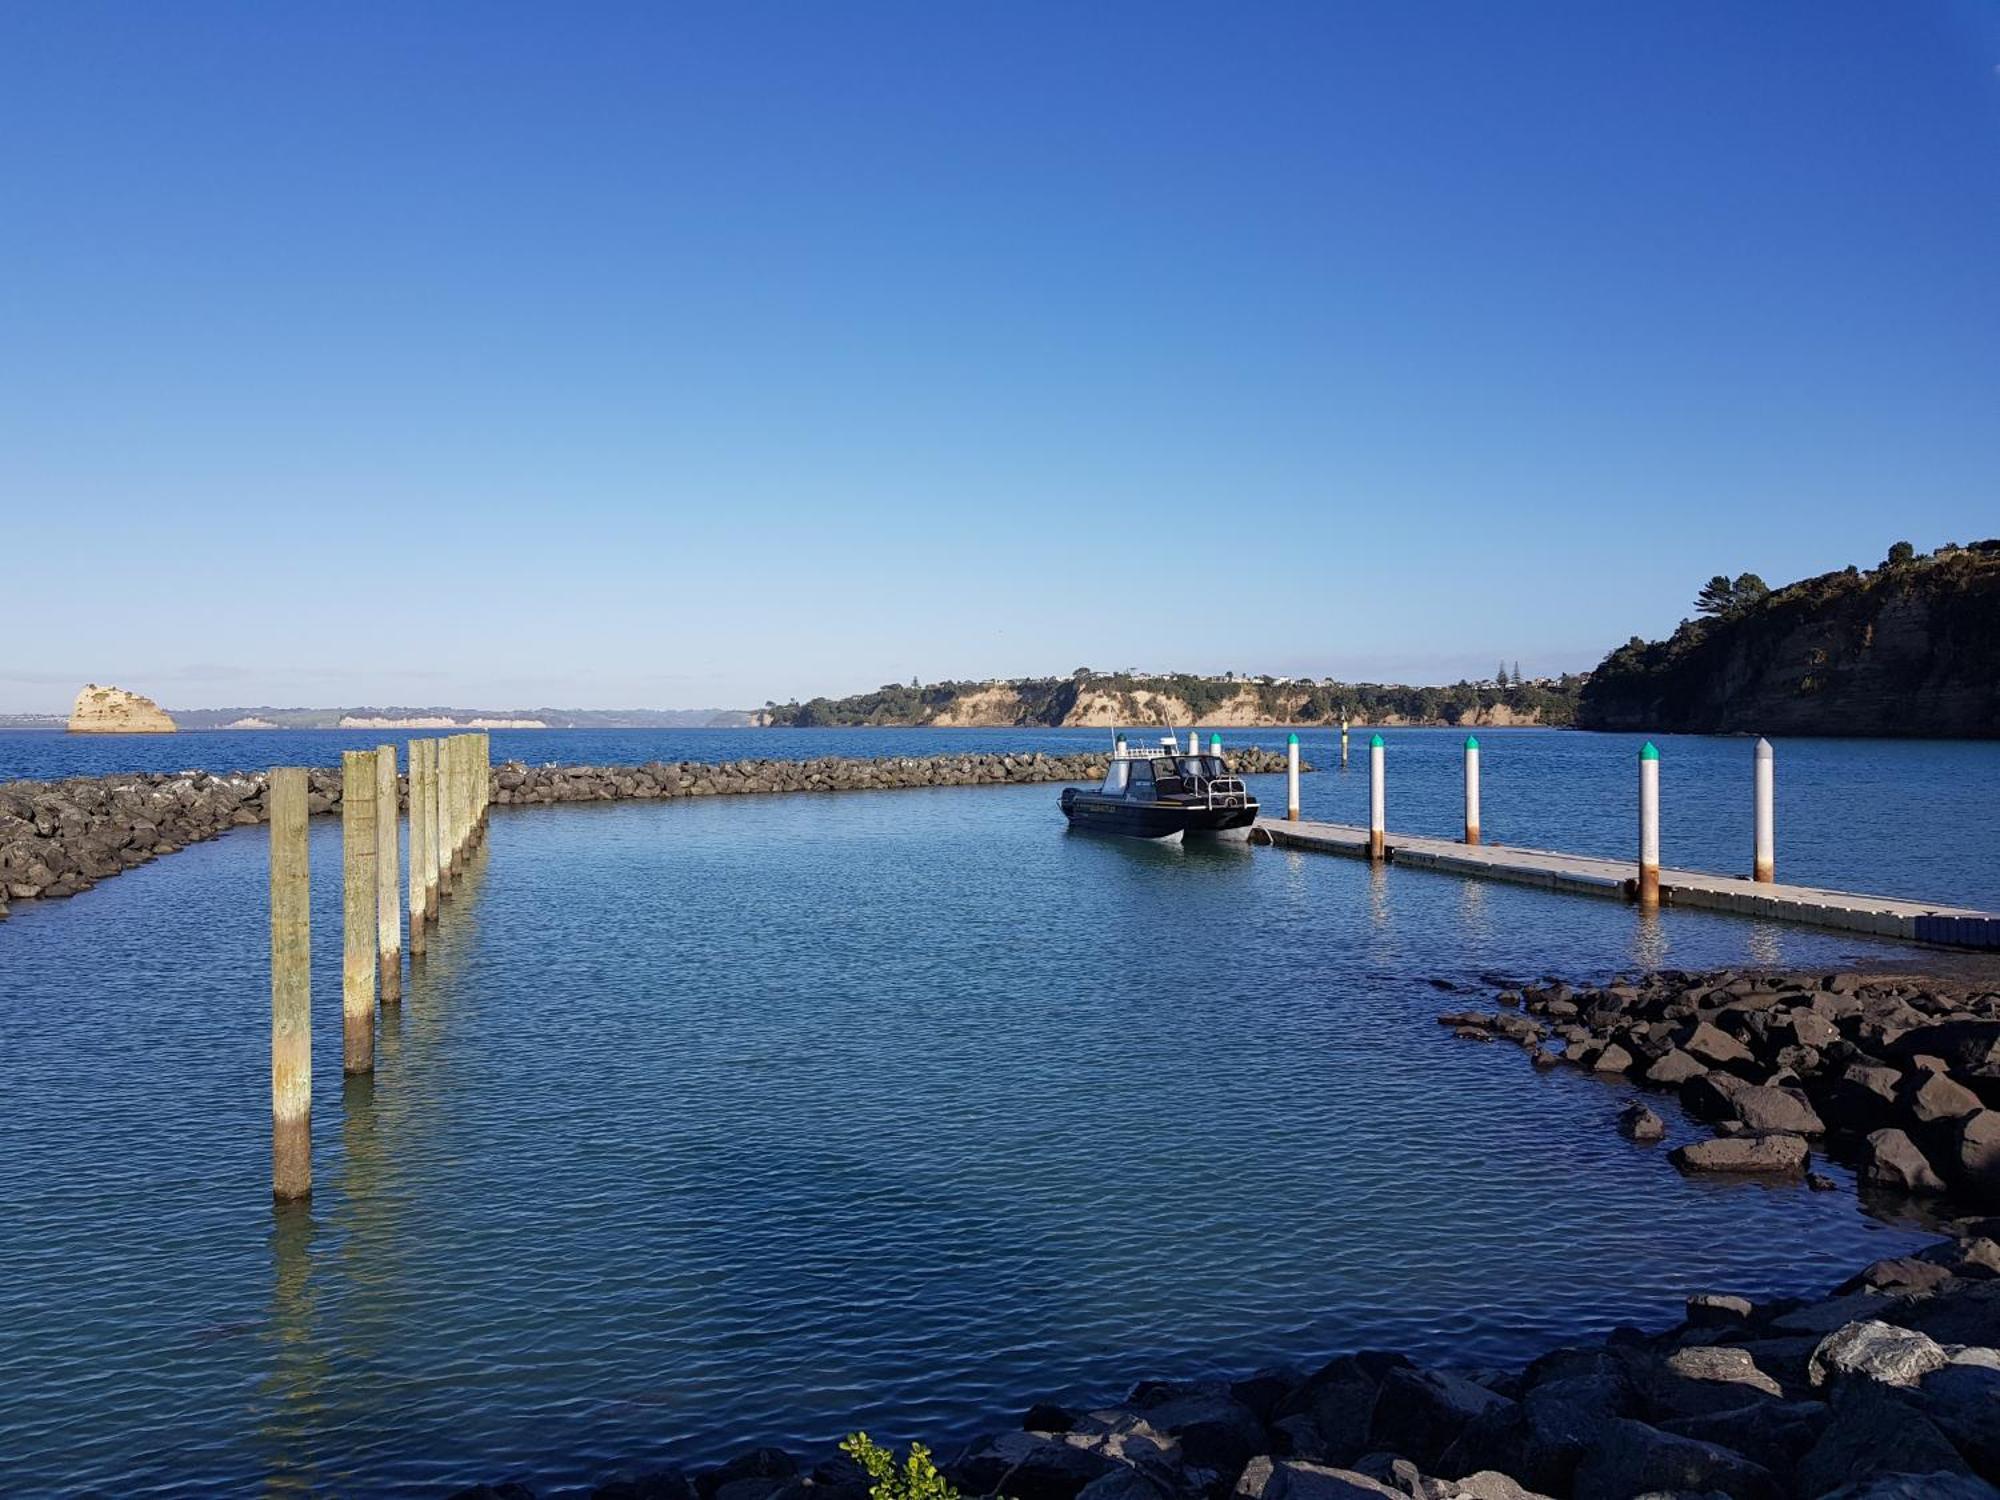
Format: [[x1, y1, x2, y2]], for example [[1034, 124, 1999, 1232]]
[[441, 735, 455, 874], [341, 749, 377, 1074], [1368, 734, 1386, 861], [430, 740, 450, 904], [408, 739, 430, 954], [480, 732, 491, 834], [269, 766, 311, 1201], [1638, 740, 1661, 907], [1286, 732, 1301, 820], [1463, 734, 1482, 845], [374, 744, 401, 1002], [1753, 737, 1775, 883]]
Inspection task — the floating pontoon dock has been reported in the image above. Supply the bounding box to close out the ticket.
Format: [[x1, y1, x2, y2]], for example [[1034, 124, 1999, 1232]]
[[1252, 818, 2000, 950]]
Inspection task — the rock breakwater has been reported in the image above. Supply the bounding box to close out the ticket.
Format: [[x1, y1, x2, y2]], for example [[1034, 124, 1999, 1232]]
[[1440, 969, 2000, 1207], [446, 966, 2000, 1500], [0, 748, 1298, 919]]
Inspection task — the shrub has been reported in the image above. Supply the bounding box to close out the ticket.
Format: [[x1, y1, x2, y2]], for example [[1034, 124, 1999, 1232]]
[[840, 1433, 965, 1500]]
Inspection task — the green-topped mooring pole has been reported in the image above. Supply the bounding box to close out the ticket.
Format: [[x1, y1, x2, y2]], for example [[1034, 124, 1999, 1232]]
[[1463, 734, 1481, 846], [1638, 740, 1661, 907], [1368, 734, 1386, 860]]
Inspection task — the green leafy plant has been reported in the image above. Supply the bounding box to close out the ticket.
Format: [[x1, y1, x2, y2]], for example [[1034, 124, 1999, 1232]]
[[840, 1433, 965, 1500]]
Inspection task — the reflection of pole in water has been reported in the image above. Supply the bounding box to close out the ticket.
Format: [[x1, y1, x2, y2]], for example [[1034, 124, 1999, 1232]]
[[1367, 858, 1392, 935], [258, 1200, 330, 1496], [1456, 876, 1491, 941], [1633, 903, 1667, 970]]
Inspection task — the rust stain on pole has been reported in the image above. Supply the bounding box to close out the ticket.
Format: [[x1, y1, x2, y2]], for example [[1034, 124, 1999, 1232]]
[[269, 766, 311, 1201], [341, 749, 377, 1073], [375, 744, 401, 1002]]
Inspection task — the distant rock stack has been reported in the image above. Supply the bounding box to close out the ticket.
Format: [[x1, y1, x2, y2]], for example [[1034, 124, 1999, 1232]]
[[67, 684, 177, 735]]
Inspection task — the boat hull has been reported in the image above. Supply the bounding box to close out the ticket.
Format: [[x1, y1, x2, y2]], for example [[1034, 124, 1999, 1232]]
[[1059, 789, 1260, 840]]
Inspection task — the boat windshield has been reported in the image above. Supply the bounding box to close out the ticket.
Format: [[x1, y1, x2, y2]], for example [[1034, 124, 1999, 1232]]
[[1099, 758, 1131, 795]]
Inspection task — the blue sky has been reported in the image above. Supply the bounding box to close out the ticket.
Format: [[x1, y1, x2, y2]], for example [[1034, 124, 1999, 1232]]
[[3, 2, 1996, 711]]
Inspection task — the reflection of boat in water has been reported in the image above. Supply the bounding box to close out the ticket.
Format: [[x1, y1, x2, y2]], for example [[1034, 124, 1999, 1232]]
[[1059, 734, 1260, 840]]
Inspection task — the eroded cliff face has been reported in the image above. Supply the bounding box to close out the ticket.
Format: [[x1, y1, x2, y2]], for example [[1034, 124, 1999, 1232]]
[[1578, 547, 2000, 736], [67, 684, 176, 734]]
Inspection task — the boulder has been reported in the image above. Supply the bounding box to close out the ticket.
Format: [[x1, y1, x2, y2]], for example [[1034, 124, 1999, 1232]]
[[1643, 1049, 1706, 1087], [1670, 1134, 1809, 1176], [1638, 1346, 1783, 1419], [1948, 1111, 2000, 1200], [947, 1432, 1117, 1500], [1368, 1368, 1511, 1468], [1821, 1064, 1907, 1133], [1657, 1399, 1827, 1472], [1230, 1457, 1403, 1500], [1860, 1129, 1947, 1194], [1891, 1021, 2000, 1076], [1569, 1416, 1779, 1500], [1797, 1380, 1975, 1496], [1278, 1354, 1410, 1465], [1618, 1103, 1665, 1142], [1815, 1476, 2000, 1499], [1904, 1071, 1985, 1128], [1732, 1085, 1826, 1136], [1681, 1071, 1752, 1123], [1914, 1361, 2000, 1482], [1810, 1320, 1950, 1389], [1682, 1022, 1755, 1069]]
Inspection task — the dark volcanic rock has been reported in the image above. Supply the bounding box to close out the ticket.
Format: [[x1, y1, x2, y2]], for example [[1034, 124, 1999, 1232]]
[[1860, 1129, 1947, 1194], [1670, 1133, 1809, 1176], [1618, 1103, 1665, 1142]]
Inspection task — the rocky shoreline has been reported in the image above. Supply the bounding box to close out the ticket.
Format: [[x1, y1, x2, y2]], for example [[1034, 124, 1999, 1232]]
[[0, 748, 1299, 919], [448, 969, 2000, 1500]]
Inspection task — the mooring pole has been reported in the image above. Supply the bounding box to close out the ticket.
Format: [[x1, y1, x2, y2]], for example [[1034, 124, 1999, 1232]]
[[1340, 716, 1350, 769], [408, 739, 430, 954], [1209, 732, 1222, 759], [1463, 734, 1482, 846], [375, 744, 401, 1002], [269, 766, 311, 1201], [1753, 737, 1775, 884], [341, 749, 377, 1074], [1638, 740, 1661, 907], [1286, 732, 1301, 820], [1368, 734, 1386, 861]]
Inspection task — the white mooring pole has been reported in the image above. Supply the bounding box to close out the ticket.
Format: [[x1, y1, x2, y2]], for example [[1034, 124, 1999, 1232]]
[[1285, 732, 1300, 821], [1463, 734, 1481, 846], [1638, 741, 1661, 907], [1753, 737, 1775, 883], [1368, 734, 1386, 861]]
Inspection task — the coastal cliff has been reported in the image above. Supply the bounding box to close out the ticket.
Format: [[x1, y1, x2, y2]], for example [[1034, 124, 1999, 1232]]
[[1578, 542, 2000, 737], [766, 671, 1579, 730], [67, 684, 176, 735]]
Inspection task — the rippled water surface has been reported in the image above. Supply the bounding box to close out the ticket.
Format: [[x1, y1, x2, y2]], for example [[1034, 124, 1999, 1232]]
[[0, 751, 1988, 1495]]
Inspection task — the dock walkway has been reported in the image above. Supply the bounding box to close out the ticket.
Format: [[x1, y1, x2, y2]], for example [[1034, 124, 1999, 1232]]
[[1252, 817, 2000, 950]]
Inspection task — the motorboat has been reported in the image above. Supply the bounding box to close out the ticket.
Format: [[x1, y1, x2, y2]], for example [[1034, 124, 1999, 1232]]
[[1058, 734, 1259, 840]]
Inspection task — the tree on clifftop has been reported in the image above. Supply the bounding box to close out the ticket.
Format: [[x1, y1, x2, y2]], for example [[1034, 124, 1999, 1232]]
[[1695, 575, 1737, 616], [1886, 540, 1916, 567]]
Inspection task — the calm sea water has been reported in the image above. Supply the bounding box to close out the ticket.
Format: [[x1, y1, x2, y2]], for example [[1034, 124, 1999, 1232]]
[[0, 733, 1987, 1495], [5, 725, 1997, 907]]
